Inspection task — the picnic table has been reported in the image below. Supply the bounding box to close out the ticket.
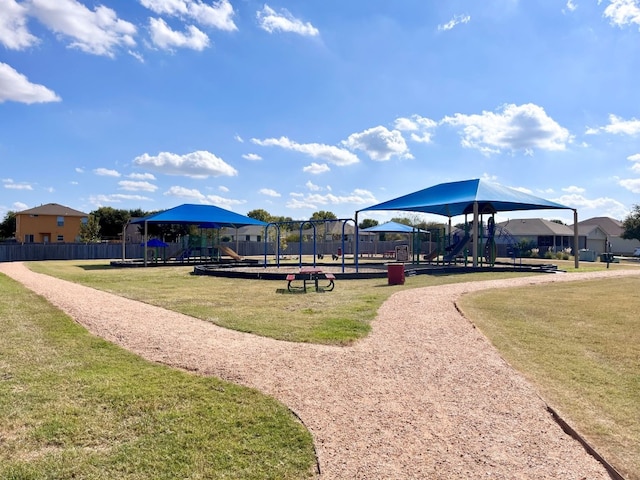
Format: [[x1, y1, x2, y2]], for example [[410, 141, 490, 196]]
[[383, 251, 396, 259], [286, 267, 335, 293]]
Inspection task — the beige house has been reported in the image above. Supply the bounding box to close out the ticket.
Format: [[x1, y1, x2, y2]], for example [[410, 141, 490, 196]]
[[15, 203, 89, 243]]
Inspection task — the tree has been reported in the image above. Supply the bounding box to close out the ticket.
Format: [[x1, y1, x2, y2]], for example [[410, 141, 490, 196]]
[[78, 215, 101, 243], [621, 204, 640, 241], [310, 210, 337, 221], [0, 211, 16, 240], [359, 218, 378, 229], [247, 209, 273, 223], [390, 216, 413, 226], [91, 207, 132, 239]]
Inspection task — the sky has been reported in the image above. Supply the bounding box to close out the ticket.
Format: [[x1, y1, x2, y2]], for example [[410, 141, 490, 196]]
[[1, 0, 640, 226]]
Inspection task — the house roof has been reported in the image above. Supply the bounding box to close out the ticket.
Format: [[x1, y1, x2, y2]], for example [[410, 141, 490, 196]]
[[574, 216, 623, 236], [360, 179, 570, 217], [131, 204, 267, 228], [18, 203, 88, 217], [498, 218, 574, 236]]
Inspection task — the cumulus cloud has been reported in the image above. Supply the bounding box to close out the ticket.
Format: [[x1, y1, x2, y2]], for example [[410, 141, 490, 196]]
[[0, 0, 38, 49], [603, 0, 640, 28], [140, 0, 237, 31], [149, 17, 209, 50], [441, 103, 572, 154], [13, 201, 29, 210], [628, 153, 640, 173], [259, 188, 281, 197], [242, 153, 262, 161], [437, 14, 471, 31], [128, 172, 156, 180], [303, 162, 330, 174], [252, 136, 359, 166], [3, 179, 33, 190], [90, 193, 152, 205], [28, 0, 136, 57], [286, 189, 377, 209], [562, 185, 585, 194], [619, 178, 640, 193], [305, 181, 321, 191], [342, 126, 413, 161], [554, 192, 627, 218], [564, 0, 577, 13], [394, 115, 438, 143], [118, 180, 158, 192], [133, 150, 238, 178], [0, 62, 61, 104], [93, 167, 121, 177], [257, 5, 319, 36], [586, 114, 640, 136], [163, 185, 245, 208]]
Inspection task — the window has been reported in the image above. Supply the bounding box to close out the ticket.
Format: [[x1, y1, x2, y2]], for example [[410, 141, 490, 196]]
[[256, 235, 261, 242], [57, 216, 64, 227], [81, 217, 88, 224], [245, 235, 251, 241], [24, 234, 34, 243], [57, 235, 64, 242]]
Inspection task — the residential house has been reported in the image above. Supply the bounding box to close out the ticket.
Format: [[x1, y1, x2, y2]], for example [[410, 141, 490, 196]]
[[573, 217, 640, 255], [496, 218, 575, 253], [15, 203, 89, 243]]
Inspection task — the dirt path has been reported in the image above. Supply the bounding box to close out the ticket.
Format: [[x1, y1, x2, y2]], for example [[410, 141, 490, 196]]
[[2, 262, 636, 479]]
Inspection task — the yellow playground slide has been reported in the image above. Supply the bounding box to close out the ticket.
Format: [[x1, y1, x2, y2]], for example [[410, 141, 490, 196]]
[[218, 245, 242, 261]]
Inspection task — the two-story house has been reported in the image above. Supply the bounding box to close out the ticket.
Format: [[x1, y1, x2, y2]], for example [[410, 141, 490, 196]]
[[15, 203, 89, 243]]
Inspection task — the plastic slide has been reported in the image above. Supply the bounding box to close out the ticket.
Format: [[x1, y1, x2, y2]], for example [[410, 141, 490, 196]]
[[444, 233, 470, 262], [218, 245, 242, 261]]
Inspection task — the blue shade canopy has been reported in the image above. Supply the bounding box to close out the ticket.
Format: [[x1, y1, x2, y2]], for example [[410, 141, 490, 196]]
[[361, 179, 571, 217], [141, 238, 169, 247], [362, 221, 427, 233], [132, 204, 267, 228]]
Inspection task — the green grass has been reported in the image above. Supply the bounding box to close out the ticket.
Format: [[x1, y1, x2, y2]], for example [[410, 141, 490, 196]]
[[26, 260, 542, 345], [0, 274, 316, 479], [458, 277, 640, 480]]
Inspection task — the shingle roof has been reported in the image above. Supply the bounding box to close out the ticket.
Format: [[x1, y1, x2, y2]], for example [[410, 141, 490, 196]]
[[574, 217, 623, 236], [18, 203, 88, 217], [498, 218, 573, 236]]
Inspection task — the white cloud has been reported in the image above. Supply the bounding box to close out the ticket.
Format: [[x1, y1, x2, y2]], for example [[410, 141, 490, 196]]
[[554, 192, 627, 218], [587, 114, 640, 135], [619, 178, 640, 193], [118, 180, 158, 192], [343, 126, 412, 161], [218, 185, 229, 192], [303, 162, 330, 174], [306, 181, 321, 191], [394, 115, 437, 143], [13, 201, 28, 210], [3, 180, 33, 190], [628, 153, 640, 172], [140, 0, 237, 31], [75, 167, 84, 173], [203, 194, 245, 209], [252, 136, 359, 166], [28, 0, 136, 57], [438, 14, 471, 31], [149, 17, 209, 51], [234, 134, 244, 142], [89, 193, 152, 205], [257, 5, 319, 36], [164, 185, 206, 201], [242, 153, 262, 161], [128, 172, 156, 180], [564, 0, 578, 12], [93, 167, 121, 177], [259, 188, 281, 197], [286, 188, 377, 210], [133, 150, 238, 178], [441, 103, 572, 154], [0, 0, 38, 49], [562, 185, 586, 194], [0, 62, 60, 104], [603, 0, 640, 28]]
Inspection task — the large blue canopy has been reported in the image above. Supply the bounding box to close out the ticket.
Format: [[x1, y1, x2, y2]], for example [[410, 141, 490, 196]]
[[132, 204, 267, 228], [362, 221, 428, 233], [360, 179, 570, 217]]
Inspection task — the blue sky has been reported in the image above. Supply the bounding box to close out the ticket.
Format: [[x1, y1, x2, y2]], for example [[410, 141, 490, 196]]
[[1, 0, 640, 225]]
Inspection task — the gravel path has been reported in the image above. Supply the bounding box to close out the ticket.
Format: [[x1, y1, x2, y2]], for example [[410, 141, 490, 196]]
[[2, 262, 637, 479]]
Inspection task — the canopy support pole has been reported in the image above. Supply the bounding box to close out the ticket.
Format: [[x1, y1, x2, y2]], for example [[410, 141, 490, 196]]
[[472, 201, 479, 267], [574, 209, 579, 269], [143, 221, 148, 267], [354, 211, 359, 272]]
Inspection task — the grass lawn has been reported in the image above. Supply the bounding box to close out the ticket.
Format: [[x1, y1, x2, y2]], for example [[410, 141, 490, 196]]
[[0, 274, 316, 480], [458, 276, 640, 480], [26, 260, 540, 345]]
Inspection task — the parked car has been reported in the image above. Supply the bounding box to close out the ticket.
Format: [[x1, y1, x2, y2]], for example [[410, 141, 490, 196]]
[[633, 247, 640, 257]]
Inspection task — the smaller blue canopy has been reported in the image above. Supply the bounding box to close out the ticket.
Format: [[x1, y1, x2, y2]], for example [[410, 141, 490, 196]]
[[131, 204, 267, 228], [142, 238, 169, 247], [362, 221, 427, 233]]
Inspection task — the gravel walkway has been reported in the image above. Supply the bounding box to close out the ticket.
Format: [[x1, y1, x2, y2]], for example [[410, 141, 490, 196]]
[[2, 262, 637, 479]]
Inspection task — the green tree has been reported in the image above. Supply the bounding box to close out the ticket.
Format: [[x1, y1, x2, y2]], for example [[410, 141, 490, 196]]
[[310, 210, 337, 221], [359, 218, 379, 229], [0, 211, 16, 240], [78, 215, 101, 243], [91, 207, 132, 239], [247, 209, 273, 223], [621, 204, 640, 241]]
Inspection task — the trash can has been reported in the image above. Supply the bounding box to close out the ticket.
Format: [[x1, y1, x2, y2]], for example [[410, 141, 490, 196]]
[[387, 263, 405, 285], [337, 247, 342, 256]]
